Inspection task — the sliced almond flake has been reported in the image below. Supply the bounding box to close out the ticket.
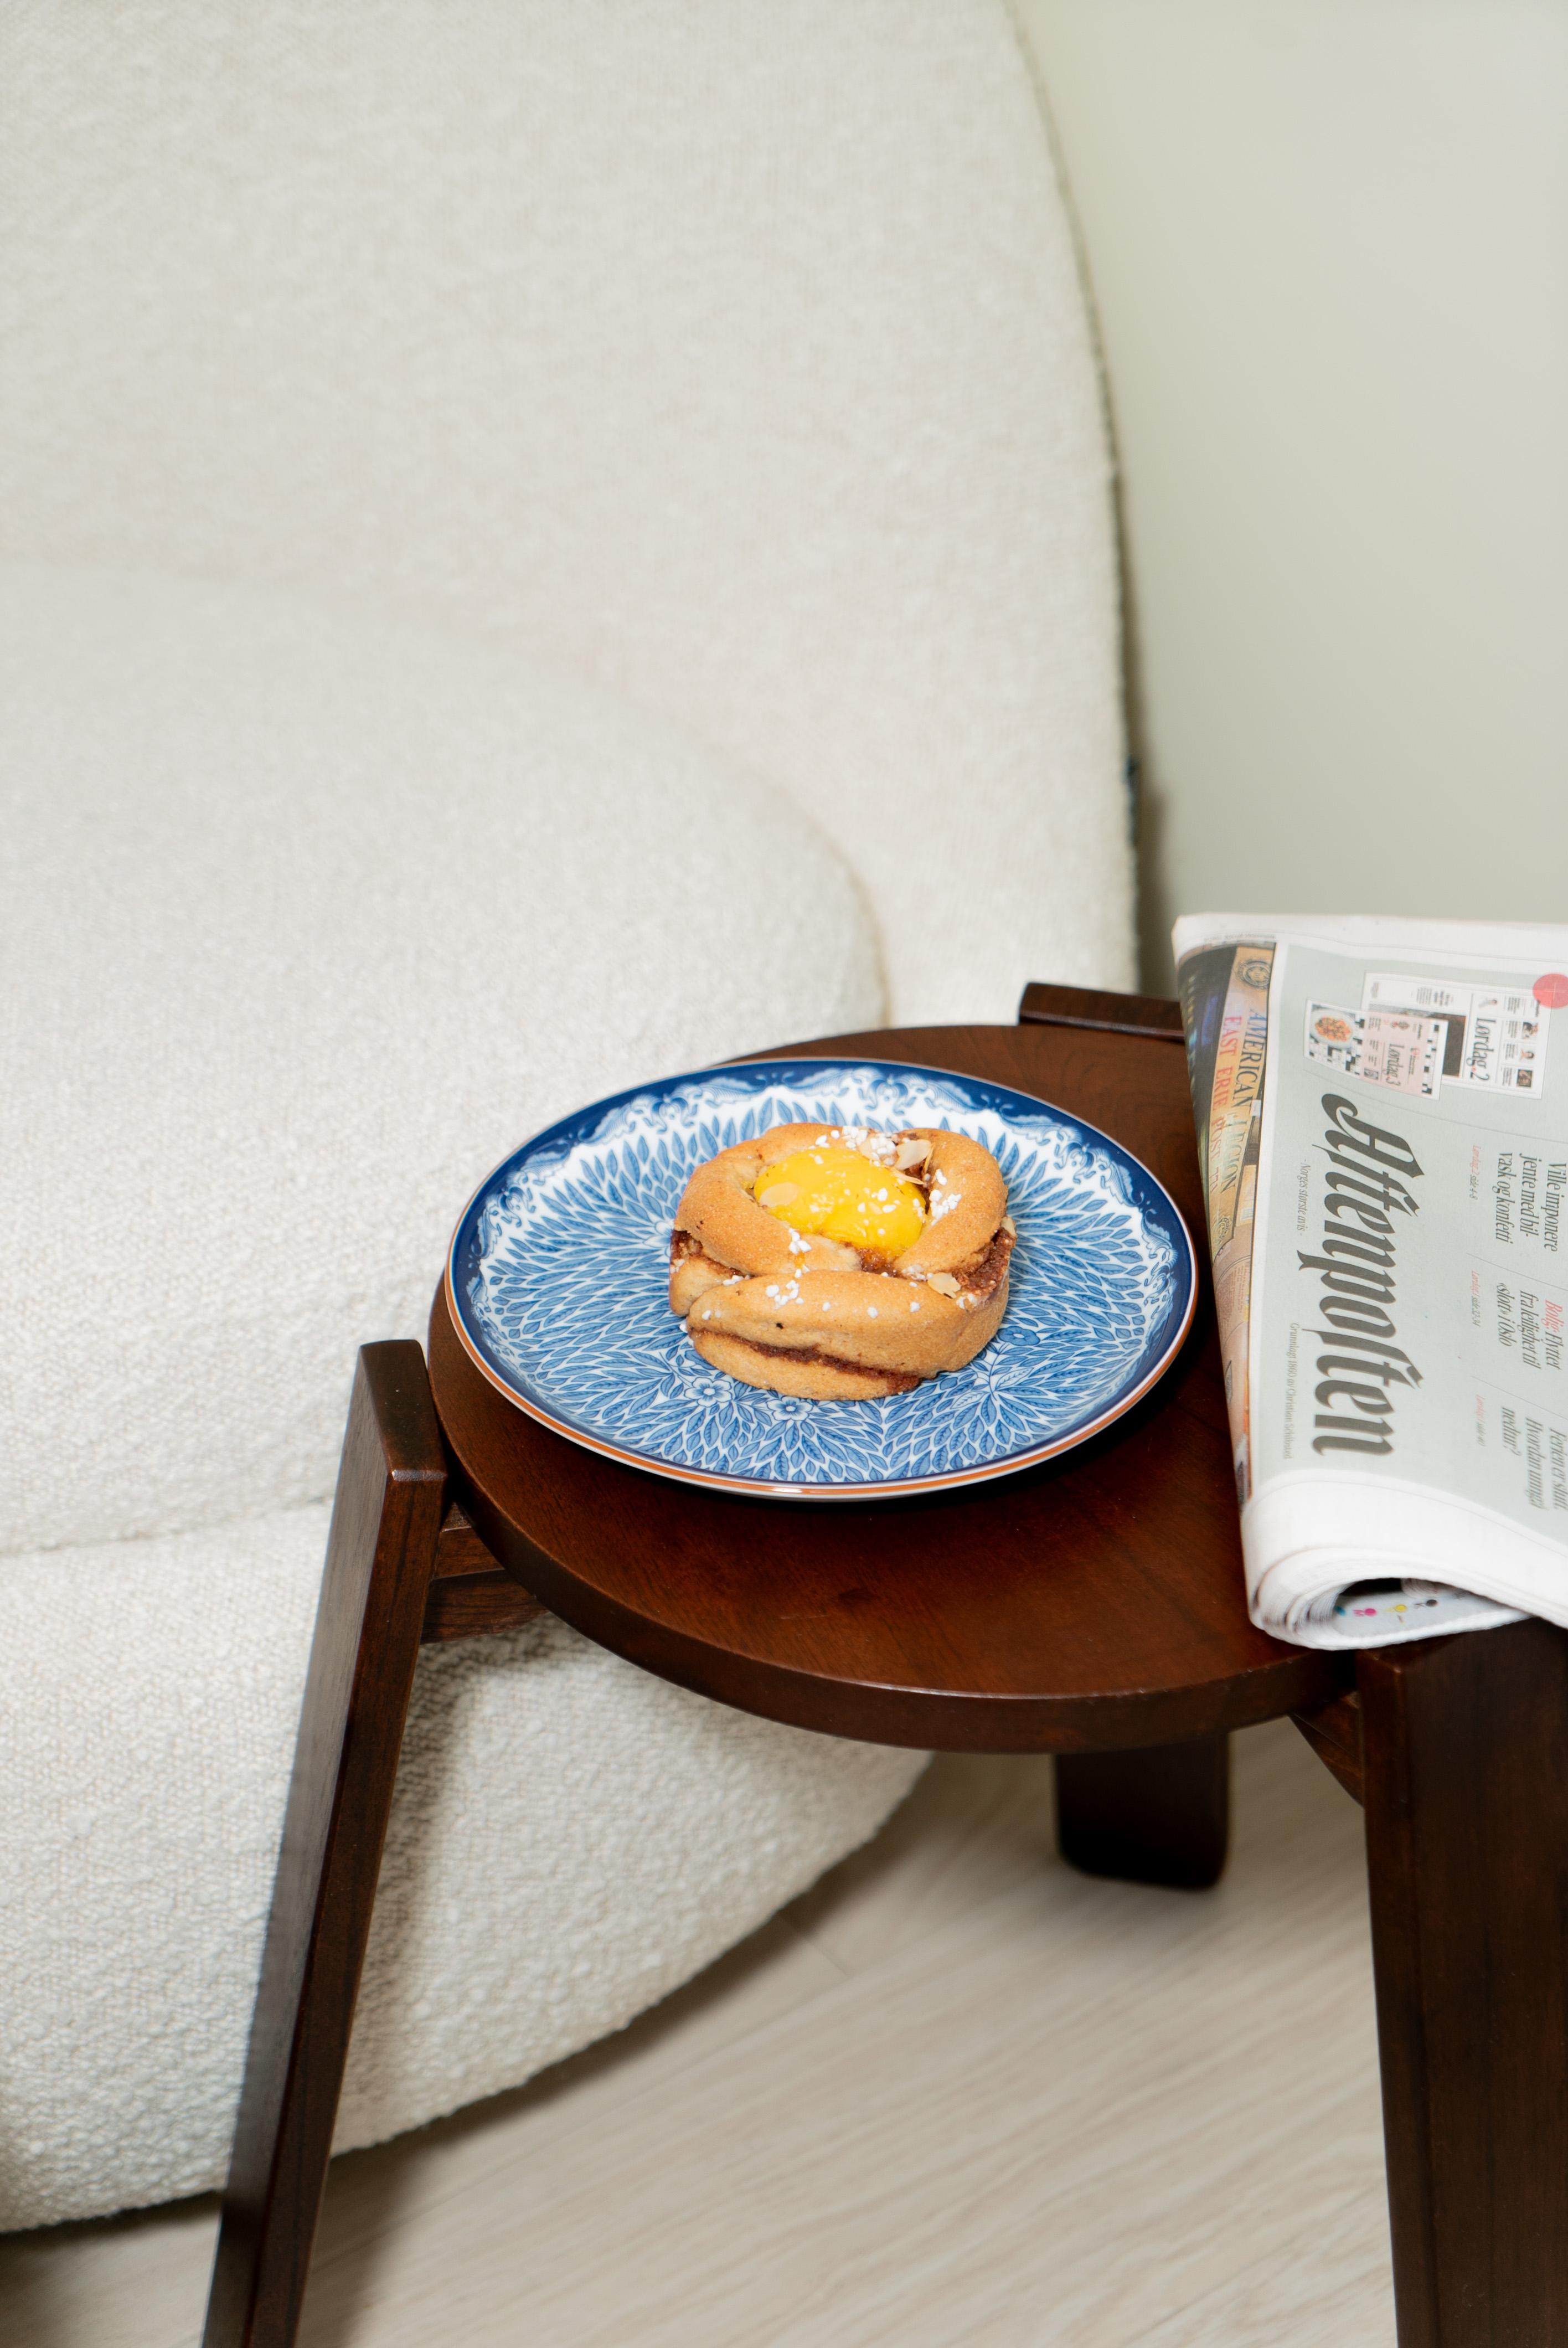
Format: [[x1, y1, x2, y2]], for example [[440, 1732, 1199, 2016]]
[[927, 1271, 961, 1297], [1000, 1212, 1017, 1237], [757, 1182, 799, 1208], [894, 1138, 930, 1170]]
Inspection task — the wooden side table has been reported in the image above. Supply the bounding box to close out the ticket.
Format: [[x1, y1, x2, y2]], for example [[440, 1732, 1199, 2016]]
[[202, 993, 1568, 2348]]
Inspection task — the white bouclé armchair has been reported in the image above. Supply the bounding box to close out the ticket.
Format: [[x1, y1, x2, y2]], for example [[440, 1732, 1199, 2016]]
[[0, 0, 1133, 2228]]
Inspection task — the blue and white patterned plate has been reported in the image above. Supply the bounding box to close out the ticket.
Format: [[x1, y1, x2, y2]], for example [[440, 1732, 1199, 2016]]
[[447, 1059, 1196, 1500]]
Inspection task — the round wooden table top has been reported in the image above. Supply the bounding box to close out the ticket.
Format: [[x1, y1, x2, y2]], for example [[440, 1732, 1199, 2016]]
[[429, 1023, 1343, 1753]]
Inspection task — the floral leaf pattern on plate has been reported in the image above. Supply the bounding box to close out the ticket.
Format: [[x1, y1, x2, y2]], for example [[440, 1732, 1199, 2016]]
[[450, 1060, 1195, 1498]]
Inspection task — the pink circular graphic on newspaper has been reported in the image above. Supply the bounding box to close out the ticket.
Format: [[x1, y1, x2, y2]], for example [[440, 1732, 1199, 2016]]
[[1534, 973, 1568, 1009]]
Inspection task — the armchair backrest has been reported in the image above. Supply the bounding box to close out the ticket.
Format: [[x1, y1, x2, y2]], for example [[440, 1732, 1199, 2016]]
[[0, 0, 1131, 1019]]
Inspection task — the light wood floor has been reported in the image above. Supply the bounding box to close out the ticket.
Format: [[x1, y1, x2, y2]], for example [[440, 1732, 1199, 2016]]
[[0, 1720, 1394, 2347]]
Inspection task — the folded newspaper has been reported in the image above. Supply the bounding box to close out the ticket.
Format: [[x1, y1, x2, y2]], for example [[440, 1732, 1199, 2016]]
[[1174, 914, 1568, 1650]]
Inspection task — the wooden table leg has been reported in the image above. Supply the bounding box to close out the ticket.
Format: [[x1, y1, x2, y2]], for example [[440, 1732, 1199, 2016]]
[[1360, 1620, 1568, 2347], [1054, 1736, 1230, 1889], [202, 1343, 447, 2348]]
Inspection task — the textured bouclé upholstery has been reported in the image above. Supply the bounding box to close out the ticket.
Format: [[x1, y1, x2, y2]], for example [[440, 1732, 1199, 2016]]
[[0, 0, 1133, 2229], [0, 567, 882, 1556], [0, 0, 1132, 1023], [0, 566, 922, 2228], [0, 1507, 920, 2229]]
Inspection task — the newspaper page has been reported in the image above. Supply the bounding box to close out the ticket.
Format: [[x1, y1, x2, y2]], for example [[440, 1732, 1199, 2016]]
[[1174, 914, 1568, 1649]]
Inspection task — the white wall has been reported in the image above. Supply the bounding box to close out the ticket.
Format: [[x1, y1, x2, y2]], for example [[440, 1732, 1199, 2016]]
[[1015, 0, 1568, 990]]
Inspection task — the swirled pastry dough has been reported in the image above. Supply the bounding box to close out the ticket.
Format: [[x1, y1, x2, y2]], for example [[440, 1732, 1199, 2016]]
[[669, 1123, 1014, 1399]]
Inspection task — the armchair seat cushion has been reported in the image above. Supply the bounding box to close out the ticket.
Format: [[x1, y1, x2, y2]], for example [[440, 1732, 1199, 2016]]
[[0, 563, 883, 1556], [0, 562, 926, 2231], [0, 1506, 924, 2229]]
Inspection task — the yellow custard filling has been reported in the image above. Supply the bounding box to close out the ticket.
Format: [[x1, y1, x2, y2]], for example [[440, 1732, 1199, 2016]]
[[754, 1144, 926, 1255]]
